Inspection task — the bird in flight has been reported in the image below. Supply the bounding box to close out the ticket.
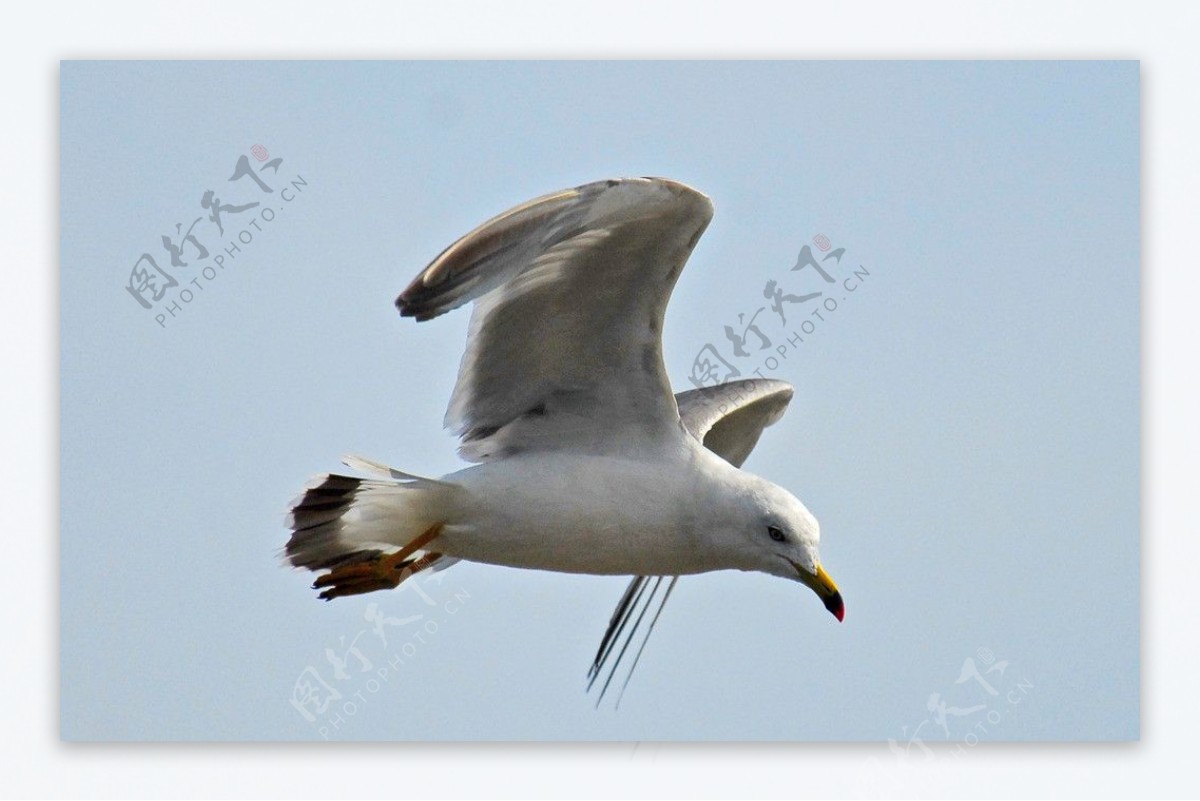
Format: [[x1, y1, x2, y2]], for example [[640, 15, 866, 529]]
[[284, 177, 844, 704]]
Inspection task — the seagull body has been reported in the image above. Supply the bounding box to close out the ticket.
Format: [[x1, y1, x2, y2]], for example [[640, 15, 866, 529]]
[[443, 449, 709, 576], [285, 178, 843, 700], [434, 438, 810, 578]]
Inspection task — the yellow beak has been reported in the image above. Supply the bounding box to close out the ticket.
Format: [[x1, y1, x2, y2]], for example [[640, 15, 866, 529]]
[[800, 564, 845, 622]]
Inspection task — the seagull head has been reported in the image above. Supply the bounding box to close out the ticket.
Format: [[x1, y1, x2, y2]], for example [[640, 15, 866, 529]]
[[729, 474, 845, 622]]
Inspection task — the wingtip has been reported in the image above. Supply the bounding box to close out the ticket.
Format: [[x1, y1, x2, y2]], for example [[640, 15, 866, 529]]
[[395, 292, 447, 322], [394, 294, 421, 318]]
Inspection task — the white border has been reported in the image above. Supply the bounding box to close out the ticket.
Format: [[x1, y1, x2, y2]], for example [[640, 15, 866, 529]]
[[8, 1, 1191, 797]]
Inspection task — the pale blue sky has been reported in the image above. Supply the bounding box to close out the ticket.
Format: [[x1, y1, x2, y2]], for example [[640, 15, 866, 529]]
[[60, 60, 1138, 741]]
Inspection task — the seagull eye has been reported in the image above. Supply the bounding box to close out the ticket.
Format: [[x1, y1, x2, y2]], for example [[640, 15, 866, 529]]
[[767, 525, 787, 543]]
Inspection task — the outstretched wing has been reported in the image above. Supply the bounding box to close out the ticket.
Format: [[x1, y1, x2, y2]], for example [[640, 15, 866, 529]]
[[397, 178, 713, 462], [588, 379, 796, 705], [673, 379, 795, 466]]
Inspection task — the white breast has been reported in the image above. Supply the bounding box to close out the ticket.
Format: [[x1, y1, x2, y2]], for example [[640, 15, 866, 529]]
[[434, 444, 733, 576]]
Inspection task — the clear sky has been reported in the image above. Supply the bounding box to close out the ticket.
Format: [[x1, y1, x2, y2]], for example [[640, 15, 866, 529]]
[[60, 60, 1138, 742]]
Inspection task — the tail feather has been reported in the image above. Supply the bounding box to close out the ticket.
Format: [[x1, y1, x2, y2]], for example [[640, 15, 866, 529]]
[[284, 456, 460, 578], [341, 454, 433, 482]]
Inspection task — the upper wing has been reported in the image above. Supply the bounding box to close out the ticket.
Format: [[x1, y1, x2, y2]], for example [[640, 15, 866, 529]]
[[674, 379, 795, 468], [396, 178, 713, 461], [587, 378, 796, 705]]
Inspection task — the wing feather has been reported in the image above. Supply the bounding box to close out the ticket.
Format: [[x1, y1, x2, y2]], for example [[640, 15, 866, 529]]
[[396, 178, 713, 459], [675, 379, 795, 467]]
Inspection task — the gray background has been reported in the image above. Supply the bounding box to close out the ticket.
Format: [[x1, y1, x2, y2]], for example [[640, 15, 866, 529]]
[[60, 61, 1138, 741]]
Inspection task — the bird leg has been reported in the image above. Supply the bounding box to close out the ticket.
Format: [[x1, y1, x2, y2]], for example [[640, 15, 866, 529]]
[[312, 522, 444, 601]]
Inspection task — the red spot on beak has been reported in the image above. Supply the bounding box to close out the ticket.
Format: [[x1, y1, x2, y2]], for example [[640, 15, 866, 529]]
[[825, 592, 845, 622]]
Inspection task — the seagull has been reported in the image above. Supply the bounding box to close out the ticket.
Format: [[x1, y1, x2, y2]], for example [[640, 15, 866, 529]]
[[284, 177, 844, 704]]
